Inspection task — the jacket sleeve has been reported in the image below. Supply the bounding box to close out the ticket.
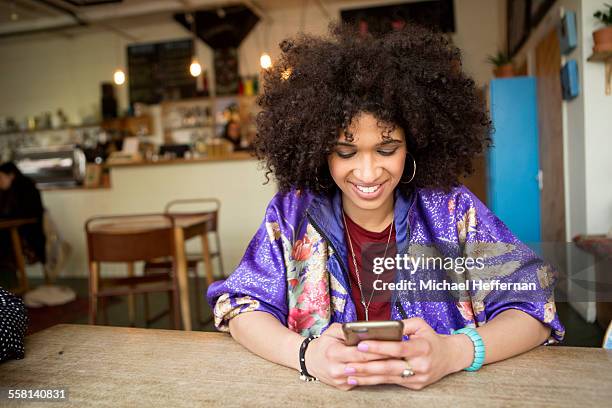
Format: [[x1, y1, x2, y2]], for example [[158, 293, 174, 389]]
[[206, 194, 289, 332], [453, 186, 565, 344]]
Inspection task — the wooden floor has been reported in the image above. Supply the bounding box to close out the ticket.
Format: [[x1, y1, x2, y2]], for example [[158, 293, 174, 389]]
[[22, 278, 606, 346], [25, 277, 217, 332]]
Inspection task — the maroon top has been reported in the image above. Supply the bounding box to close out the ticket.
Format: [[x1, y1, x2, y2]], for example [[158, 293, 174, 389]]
[[343, 212, 396, 321]]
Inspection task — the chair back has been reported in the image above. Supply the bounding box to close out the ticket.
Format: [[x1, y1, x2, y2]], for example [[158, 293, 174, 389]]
[[85, 214, 175, 263], [164, 198, 220, 233]]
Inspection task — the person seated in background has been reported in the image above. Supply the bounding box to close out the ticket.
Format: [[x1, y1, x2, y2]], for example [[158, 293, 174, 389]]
[[0, 162, 46, 288], [222, 120, 248, 151]]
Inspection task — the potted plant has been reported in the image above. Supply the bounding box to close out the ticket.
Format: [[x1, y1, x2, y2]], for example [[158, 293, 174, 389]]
[[487, 51, 514, 78], [593, 3, 612, 52]]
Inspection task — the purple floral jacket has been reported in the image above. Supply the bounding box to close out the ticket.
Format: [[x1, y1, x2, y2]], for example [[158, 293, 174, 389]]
[[207, 185, 565, 344]]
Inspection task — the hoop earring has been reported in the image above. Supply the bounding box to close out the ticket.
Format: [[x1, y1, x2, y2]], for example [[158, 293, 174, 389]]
[[315, 174, 330, 190], [401, 153, 416, 184]]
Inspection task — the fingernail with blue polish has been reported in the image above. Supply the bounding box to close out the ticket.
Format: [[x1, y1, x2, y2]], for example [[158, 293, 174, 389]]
[[357, 343, 368, 352], [348, 378, 357, 385]]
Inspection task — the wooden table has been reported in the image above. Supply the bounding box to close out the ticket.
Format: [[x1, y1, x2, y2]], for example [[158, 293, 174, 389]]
[[91, 213, 213, 331], [1, 324, 611, 407], [0, 218, 37, 295]]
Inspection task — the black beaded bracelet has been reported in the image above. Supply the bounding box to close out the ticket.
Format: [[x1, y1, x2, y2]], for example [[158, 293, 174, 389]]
[[298, 334, 320, 382]]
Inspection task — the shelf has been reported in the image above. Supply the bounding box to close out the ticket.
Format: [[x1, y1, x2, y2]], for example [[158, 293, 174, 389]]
[[587, 50, 612, 62], [0, 123, 101, 137], [160, 94, 258, 105], [164, 125, 214, 131], [104, 151, 255, 168], [587, 50, 612, 95]]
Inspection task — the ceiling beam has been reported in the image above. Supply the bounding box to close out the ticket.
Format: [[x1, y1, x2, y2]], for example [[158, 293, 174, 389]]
[[31, 0, 87, 25], [242, 0, 272, 24], [0, 0, 256, 38]]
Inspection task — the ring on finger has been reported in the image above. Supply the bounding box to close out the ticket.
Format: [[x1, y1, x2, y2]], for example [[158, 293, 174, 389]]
[[400, 360, 415, 378]]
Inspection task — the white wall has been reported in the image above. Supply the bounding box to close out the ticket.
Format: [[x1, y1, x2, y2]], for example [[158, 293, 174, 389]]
[[558, 0, 588, 242], [0, 18, 214, 124], [581, 0, 612, 234]]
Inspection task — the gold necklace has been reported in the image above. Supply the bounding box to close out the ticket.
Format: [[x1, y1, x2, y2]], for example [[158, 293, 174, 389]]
[[342, 211, 394, 321]]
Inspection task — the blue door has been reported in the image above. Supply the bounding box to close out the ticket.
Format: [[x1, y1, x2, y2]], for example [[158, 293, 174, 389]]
[[488, 77, 541, 244]]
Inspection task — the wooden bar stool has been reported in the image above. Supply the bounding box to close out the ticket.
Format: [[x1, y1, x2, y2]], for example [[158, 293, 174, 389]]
[[85, 214, 180, 329], [144, 198, 224, 326]]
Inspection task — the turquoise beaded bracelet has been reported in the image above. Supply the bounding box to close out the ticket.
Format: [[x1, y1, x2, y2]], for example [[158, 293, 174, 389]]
[[452, 327, 485, 371]]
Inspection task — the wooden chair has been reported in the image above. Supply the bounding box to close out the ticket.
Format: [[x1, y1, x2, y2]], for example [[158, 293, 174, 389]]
[[143, 198, 224, 326], [85, 214, 180, 329]]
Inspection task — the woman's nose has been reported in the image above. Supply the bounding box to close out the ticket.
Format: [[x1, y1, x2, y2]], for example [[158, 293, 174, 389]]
[[353, 154, 382, 182]]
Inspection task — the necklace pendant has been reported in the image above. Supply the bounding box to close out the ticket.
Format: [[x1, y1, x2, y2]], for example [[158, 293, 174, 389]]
[[364, 307, 369, 321]]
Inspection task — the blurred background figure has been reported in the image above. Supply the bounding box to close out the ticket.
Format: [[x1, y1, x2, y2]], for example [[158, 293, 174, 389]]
[[0, 162, 46, 288], [222, 120, 246, 151]]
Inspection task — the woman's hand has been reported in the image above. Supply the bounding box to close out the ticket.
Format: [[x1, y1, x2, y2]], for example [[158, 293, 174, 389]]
[[305, 323, 389, 390], [344, 318, 474, 390]]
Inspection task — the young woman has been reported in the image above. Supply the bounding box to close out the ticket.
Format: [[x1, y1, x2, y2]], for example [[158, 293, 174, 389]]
[[207, 23, 564, 390]]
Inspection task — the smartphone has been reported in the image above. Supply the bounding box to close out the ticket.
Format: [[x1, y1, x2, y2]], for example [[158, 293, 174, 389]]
[[342, 320, 404, 346]]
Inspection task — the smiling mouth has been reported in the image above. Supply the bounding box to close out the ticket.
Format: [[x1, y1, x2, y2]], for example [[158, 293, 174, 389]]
[[350, 181, 386, 193]]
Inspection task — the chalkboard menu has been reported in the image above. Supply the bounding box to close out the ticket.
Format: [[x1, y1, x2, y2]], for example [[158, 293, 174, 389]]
[[128, 39, 197, 105]]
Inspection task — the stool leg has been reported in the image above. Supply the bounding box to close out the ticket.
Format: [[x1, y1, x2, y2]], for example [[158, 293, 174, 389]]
[[171, 262, 181, 330], [201, 232, 214, 287], [127, 262, 136, 327], [101, 296, 109, 325], [192, 266, 202, 325], [215, 232, 224, 278], [143, 264, 150, 327], [43, 264, 51, 285], [143, 292, 150, 327], [167, 290, 175, 329], [88, 261, 100, 325], [10, 227, 29, 294]]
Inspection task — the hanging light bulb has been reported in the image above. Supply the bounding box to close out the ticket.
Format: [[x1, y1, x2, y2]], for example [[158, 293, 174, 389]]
[[113, 69, 126, 85], [190, 58, 202, 77], [9, 1, 19, 21], [260, 52, 272, 69], [186, 12, 202, 78]]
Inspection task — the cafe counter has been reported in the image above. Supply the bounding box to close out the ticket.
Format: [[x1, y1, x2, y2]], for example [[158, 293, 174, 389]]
[[35, 152, 277, 278]]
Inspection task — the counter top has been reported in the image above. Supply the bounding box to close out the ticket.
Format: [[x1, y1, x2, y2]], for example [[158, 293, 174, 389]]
[[2, 324, 612, 407], [38, 185, 110, 192], [105, 151, 255, 168]]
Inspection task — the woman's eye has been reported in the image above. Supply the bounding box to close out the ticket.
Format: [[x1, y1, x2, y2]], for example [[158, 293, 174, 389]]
[[336, 151, 356, 159], [378, 149, 398, 156]]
